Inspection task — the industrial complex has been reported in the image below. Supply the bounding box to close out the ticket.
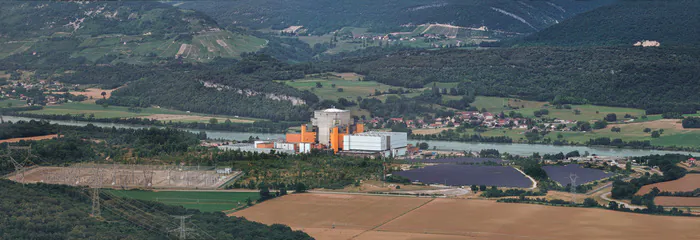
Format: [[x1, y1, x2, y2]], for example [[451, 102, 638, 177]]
[[224, 108, 408, 157]]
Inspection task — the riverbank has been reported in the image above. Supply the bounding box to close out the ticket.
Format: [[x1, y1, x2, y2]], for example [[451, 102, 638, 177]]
[[4, 116, 698, 157]]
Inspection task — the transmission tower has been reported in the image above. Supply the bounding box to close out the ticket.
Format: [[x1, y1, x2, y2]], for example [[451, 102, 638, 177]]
[[170, 215, 194, 240], [143, 165, 154, 188], [2, 145, 37, 184], [91, 163, 103, 218], [569, 173, 578, 205]]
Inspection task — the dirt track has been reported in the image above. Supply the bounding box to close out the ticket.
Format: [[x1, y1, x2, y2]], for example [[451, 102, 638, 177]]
[[0, 134, 58, 143], [233, 193, 700, 240]]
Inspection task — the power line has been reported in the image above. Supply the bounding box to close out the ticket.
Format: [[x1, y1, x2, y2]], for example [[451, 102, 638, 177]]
[[170, 215, 194, 240], [2, 145, 37, 185], [569, 173, 578, 204]]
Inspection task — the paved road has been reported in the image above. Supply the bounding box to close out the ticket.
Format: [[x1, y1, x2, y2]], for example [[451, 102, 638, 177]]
[[600, 192, 644, 210]]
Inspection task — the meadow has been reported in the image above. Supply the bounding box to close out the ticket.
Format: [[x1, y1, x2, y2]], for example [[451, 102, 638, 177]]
[[0, 99, 27, 108], [106, 190, 259, 212], [470, 96, 646, 122], [281, 74, 397, 101]]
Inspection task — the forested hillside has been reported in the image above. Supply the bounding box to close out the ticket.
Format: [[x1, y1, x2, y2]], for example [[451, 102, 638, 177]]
[[521, 0, 700, 46], [324, 47, 700, 113], [88, 56, 319, 121], [0, 180, 311, 239], [0, 1, 264, 64], [179, 0, 613, 35]]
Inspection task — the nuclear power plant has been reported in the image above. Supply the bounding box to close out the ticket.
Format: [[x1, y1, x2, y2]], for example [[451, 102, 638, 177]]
[[250, 108, 407, 157]]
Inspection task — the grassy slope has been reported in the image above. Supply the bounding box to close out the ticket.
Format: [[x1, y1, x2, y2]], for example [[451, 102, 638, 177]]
[[107, 190, 260, 212], [0, 2, 265, 64]]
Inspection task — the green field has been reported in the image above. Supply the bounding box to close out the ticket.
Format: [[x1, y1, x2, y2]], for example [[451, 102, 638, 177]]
[[26, 102, 256, 123], [281, 75, 398, 101], [0, 99, 27, 108], [106, 190, 260, 212], [435, 118, 700, 148], [470, 96, 647, 122]]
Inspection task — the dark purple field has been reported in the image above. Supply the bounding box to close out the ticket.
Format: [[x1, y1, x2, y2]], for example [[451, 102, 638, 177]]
[[543, 164, 615, 185], [393, 165, 531, 187], [406, 157, 506, 164]]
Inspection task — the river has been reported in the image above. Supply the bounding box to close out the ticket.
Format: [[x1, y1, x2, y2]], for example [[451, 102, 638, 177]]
[[4, 116, 698, 157]]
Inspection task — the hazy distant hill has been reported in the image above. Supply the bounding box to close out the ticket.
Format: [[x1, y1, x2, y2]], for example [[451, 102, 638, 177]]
[[179, 0, 614, 35], [521, 0, 700, 46], [0, 1, 265, 64]]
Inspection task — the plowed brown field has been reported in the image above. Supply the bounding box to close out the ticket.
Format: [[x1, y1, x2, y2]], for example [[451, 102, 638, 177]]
[[655, 196, 700, 207], [232, 194, 700, 240], [637, 174, 700, 195]]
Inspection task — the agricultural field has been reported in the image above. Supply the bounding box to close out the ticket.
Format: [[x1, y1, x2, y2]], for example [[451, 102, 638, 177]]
[[68, 30, 265, 63], [0, 99, 27, 108], [24, 102, 254, 123], [542, 164, 615, 185], [393, 165, 532, 188], [637, 174, 700, 195], [655, 196, 700, 207], [0, 41, 34, 58], [281, 75, 397, 101], [180, 31, 267, 61], [106, 190, 259, 212], [234, 194, 700, 240]]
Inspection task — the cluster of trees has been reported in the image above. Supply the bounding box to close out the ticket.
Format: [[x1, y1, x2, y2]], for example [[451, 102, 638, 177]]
[[220, 151, 388, 190], [586, 137, 652, 148], [478, 186, 546, 198], [0, 121, 205, 175], [0, 180, 312, 239], [0, 120, 59, 139], [411, 130, 513, 144], [682, 117, 700, 128]]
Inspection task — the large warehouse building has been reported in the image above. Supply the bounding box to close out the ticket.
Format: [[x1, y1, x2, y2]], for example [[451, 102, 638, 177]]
[[343, 131, 408, 157]]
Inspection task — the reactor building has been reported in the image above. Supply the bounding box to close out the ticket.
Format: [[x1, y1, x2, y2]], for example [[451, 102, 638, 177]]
[[266, 107, 407, 156]]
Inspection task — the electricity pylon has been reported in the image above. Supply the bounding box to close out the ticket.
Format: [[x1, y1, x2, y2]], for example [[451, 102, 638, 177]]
[[2, 145, 36, 184], [569, 173, 578, 205], [170, 215, 194, 240]]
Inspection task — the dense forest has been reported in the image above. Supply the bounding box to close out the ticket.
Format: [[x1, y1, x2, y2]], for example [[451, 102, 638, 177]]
[[324, 46, 700, 113], [0, 121, 205, 175], [0, 180, 311, 239], [521, 0, 700, 46], [179, 0, 613, 35]]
